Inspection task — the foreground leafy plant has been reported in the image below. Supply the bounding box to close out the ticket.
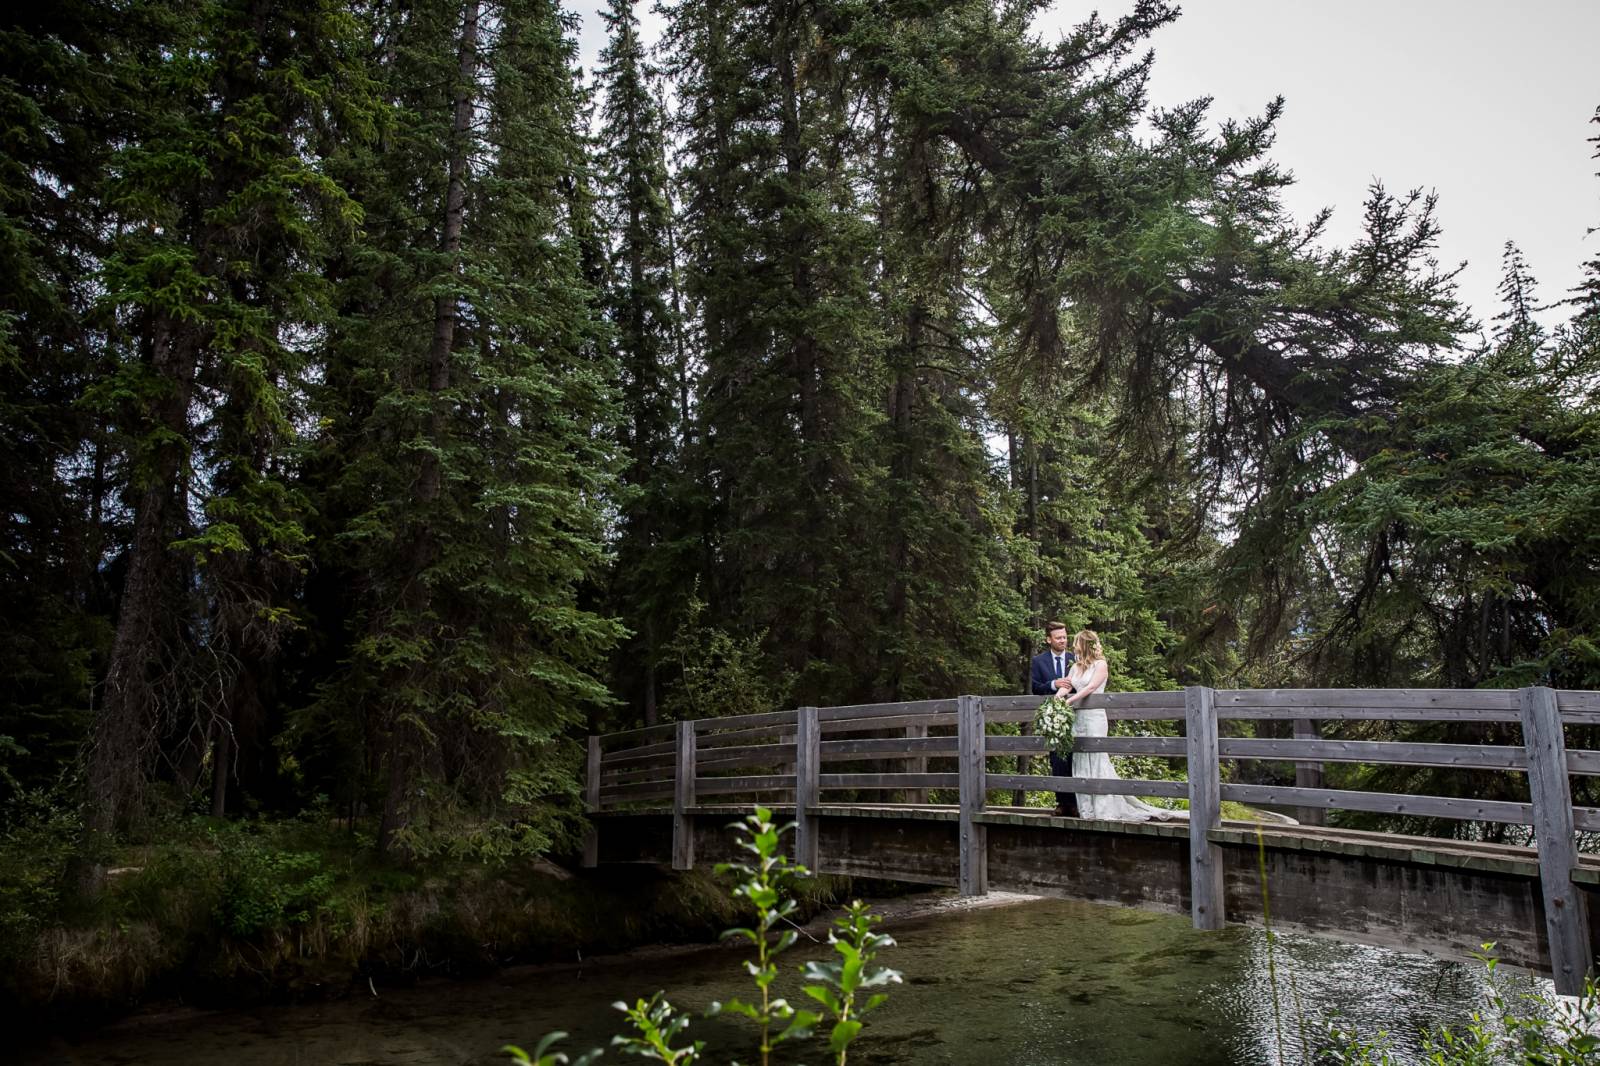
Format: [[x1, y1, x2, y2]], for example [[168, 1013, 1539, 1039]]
[[610, 992, 704, 1064], [503, 1030, 602, 1066], [800, 900, 902, 1064], [509, 805, 899, 1066], [709, 806, 823, 1065]]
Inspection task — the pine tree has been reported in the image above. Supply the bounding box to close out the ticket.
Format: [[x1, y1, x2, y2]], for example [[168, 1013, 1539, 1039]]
[[301, 0, 620, 857], [594, 0, 685, 724], [0, 7, 123, 801], [73, 0, 374, 883], [664, 0, 887, 705]]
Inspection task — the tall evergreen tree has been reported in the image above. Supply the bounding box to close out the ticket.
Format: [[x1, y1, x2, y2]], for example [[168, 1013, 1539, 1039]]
[[0, 7, 124, 800], [73, 0, 374, 882], [594, 0, 685, 723], [665, 0, 887, 705], [300, 0, 620, 856]]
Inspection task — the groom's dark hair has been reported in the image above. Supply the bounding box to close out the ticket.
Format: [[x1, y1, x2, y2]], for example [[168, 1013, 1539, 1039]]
[[1044, 620, 1067, 636]]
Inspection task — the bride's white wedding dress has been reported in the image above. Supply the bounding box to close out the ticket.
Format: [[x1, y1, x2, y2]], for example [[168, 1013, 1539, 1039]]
[[1070, 661, 1184, 823]]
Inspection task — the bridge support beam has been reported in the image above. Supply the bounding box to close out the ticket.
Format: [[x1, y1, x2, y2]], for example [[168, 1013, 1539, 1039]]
[[671, 720, 695, 871], [582, 735, 601, 868], [1186, 686, 1225, 930], [1521, 685, 1593, 995], [958, 694, 988, 896], [795, 706, 820, 872]]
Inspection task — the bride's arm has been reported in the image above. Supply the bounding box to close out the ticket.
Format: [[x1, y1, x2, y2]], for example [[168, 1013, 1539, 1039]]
[[1065, 660, 1108, 705]]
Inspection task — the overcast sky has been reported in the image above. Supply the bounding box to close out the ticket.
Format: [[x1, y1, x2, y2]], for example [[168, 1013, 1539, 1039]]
[[570, 1, 1600, 333]]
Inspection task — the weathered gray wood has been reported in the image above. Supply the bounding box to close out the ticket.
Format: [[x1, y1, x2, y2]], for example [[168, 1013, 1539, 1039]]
[[1186, 686, 1225, 930], [692, 775, 798, 795], [1010, 708, 1032, 806], [1568, 750, 1600, 775], [1521, 685, 1593, 995], [583, 735, 601, 867], [600, 763, 680, 786], [819, 736, 957, 757], [598, 782, 676, 804], [601, 741, 676, 767], [1218, 706, 1521, 723], [671, 721, 695, 870], [820, 712, 959, 732], [817, 699, 957, 722], [986, 735, 1187, 756], [1220, 784, 1533, 825], [693, 709, 799, 733], [819, 773, 961, 789], [1218, 737, 1532, 770], [692, 742, 795, 771], [795, 707, 820, 872], [958, 694, 987, 896], [980, 691, 1186, 711], [1292, 720, 1327, 826], [1571, 807, 1600, 832], [985, 774, 1188, 799], [989, 708, 1190, 727], [696, 725, 796, 749], [905, 722, 930, 805], [585, 735, 602, 810], [1215, 688, 1519, 709], [985, 735, 1052, 754], [1556, 690, 1600, 716]]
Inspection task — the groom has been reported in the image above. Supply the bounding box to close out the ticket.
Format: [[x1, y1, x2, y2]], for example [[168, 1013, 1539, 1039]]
[[1029, 621, 1077, 817]]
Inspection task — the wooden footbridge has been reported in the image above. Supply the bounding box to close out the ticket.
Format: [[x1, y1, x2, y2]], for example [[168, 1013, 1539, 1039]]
[[582, 688, 1600, 994]]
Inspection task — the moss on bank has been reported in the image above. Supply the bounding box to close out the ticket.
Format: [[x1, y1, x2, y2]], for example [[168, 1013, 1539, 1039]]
[[0, 813, 857, 1034]]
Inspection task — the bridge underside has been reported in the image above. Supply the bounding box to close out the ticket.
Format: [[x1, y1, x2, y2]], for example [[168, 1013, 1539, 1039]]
[[592, 805, 1600, 976]]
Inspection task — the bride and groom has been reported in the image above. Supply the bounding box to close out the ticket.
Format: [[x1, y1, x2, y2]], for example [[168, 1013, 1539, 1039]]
[[1029, 622, 1183, 822]]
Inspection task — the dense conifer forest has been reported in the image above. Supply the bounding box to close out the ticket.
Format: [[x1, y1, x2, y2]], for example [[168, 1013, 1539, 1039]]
[[2, 0, 1598, 995]]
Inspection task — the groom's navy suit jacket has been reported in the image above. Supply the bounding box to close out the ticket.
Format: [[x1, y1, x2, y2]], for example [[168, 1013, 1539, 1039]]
[[1029, 649, 1075, 697]]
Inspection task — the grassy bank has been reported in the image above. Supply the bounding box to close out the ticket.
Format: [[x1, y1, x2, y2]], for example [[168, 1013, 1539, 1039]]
[[0, 809, 855, 1033]]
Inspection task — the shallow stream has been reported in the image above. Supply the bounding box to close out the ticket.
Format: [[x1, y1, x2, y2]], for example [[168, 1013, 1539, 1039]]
[[26, 893, 1538, 1065]]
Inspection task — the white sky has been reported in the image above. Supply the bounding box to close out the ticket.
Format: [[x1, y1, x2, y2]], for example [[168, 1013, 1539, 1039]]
[[570, 1, 1600, 332]]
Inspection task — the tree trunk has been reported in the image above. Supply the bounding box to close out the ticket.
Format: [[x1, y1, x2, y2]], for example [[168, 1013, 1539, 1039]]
[[76, 315, 203, 895], [376, 0, 480, 856], [211, 718, 231, 818]]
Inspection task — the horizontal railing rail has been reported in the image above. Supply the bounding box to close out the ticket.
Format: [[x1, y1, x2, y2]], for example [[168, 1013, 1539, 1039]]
[[584, 685, 1600, 994]]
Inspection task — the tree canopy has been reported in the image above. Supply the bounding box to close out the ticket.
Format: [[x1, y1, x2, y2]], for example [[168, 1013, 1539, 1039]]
[[0, 1, 1595, 865]]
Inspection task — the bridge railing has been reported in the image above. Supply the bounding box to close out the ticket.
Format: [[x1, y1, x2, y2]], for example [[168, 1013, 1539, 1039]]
[[586, 686, 1600, 992]]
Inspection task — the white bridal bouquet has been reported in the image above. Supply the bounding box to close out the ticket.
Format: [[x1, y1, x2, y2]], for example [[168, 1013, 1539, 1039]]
[[1034, 693, 1075, 756]]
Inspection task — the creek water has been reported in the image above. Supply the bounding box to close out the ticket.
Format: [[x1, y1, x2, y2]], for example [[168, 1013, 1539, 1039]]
[[26, 893, 1539, 1066]]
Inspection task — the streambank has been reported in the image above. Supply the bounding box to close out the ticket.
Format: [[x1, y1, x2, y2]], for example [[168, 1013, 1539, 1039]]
[[3, 856, 871, 1037]]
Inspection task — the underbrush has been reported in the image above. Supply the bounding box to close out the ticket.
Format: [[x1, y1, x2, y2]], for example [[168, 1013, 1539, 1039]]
[[0, 801, 852, 1032]]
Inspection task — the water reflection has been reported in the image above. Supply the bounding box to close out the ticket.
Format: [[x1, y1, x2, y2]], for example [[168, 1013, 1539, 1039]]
[[27, 896, 1539, 1065]]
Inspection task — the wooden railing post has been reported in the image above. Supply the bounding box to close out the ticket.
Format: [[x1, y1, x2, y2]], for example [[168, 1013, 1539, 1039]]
[[1185, 686, 1225, 930], [582, 735, 601, 868], [1012, 715, 1033, 807], [905, 722, 928, 805], [1292, 719, 1326, 826], [958, 694, 988, 896], [671, 720, 695, 871], [795, 706, 820, 871], [1520, 685, 1593, 995]]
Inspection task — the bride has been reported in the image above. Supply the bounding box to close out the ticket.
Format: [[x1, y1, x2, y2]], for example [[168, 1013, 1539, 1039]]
[[1065, 630, 1184, 823]]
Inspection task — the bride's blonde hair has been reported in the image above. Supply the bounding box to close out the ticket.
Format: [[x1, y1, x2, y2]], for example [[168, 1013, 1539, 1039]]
[[1073, 629, 1104, 663]]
